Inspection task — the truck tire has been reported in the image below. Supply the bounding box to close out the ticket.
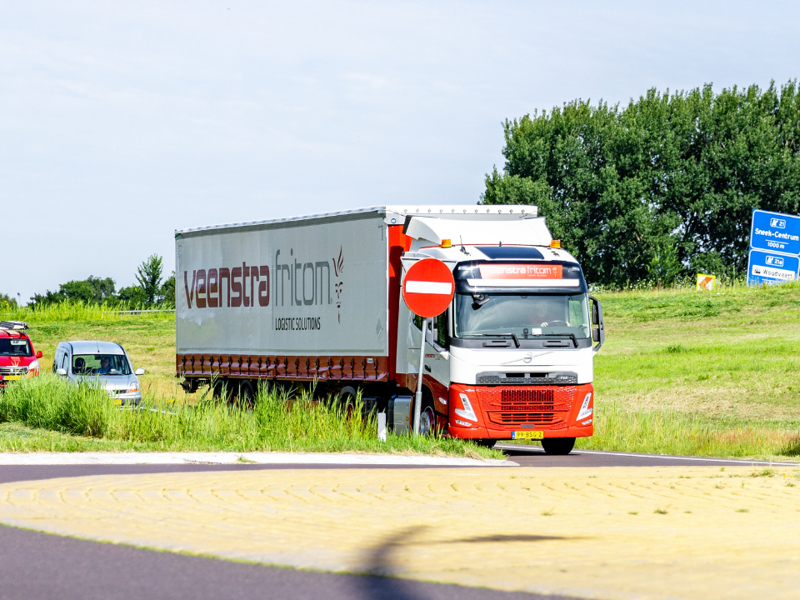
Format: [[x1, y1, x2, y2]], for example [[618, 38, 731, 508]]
[[418, 397, 436, 437], [212, 379, 231, 403], [541, 437, 576, 455], [235, 380, 255, 410], [337, 386, 358, 418]]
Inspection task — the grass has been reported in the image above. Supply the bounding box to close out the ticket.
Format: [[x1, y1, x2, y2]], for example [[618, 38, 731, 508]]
[[2, 302, 178, 396], [575, 280, 800, 460], [0, 375, 502, 458], [3, 282, 800, 460]]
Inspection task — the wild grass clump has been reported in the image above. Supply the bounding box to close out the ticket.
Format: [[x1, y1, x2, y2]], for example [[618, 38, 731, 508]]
[[1, 376, 112, 437], [0, 375, 500, 458]]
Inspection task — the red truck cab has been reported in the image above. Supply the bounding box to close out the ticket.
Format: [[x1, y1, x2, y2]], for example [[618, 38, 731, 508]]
[[0, 321, 42, 388]]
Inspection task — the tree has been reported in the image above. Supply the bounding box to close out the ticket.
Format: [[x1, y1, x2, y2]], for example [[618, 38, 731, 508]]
[[161, 273, 175, 308], [483, 81, 800, 286], [29, 276, 116, 307], [135, 254, 164, 306], [117, 285, 147, 306], [0, 293, 17, 310]]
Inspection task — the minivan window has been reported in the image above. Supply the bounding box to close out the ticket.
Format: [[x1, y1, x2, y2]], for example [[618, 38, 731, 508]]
[[72, 354, 131, 376]]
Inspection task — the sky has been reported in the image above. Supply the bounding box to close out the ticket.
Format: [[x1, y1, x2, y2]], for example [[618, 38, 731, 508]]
[[2, 0, 799, 303]]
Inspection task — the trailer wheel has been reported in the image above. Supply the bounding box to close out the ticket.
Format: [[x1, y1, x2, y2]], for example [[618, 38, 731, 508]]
[[233, 380, 256, 410], [212, 379, 231, 403], [541, 437, 576, 455], [337, 386, 358, 418]]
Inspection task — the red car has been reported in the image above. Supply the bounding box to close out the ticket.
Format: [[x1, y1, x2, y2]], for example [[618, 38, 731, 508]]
[[0, 321, 42, 388]]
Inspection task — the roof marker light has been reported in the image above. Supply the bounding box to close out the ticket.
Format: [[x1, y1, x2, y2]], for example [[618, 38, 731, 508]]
[[441, 239, 452, 248], [550, 240, 562, 249]]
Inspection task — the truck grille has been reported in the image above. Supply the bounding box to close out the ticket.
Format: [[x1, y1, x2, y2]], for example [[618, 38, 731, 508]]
[[492, 412, 558, 425], [0, 366, 28, 376], [475, 386, 576, 430]]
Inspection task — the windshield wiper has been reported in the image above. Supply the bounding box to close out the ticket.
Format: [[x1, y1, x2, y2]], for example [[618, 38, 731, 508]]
[[533, 333, 578, 348], [470, 333, 520, 348]]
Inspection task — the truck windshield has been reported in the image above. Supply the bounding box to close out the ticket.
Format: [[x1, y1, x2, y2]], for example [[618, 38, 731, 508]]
[[0, 339, 32, 356], [72, 354, 132, 376], [454, 293, 591, 340]]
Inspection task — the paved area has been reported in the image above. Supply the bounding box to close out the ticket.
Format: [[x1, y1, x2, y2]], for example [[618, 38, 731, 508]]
[[0, 451, 511, 467], [0, 525, 565, 600], [499, 444, 800, 467], [0, 465, 798, 599]]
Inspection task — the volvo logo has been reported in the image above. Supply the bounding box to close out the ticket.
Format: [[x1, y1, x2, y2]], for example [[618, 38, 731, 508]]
[[523, 353, 532, 364]]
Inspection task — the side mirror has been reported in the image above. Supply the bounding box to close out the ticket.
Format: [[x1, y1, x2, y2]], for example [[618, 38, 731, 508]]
[[135, 368, 145, 375], [588, 295, 605, 352], [56, 368, 67, 376], [36, 351, 43, 359]]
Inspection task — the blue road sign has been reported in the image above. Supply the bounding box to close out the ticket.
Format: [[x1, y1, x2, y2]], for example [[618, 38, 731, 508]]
[[747, 249, 800, 286], [750, 209, 800, 256]]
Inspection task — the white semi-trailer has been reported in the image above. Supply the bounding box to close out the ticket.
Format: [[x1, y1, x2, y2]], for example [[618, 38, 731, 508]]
[[175, 205, 604, 454]]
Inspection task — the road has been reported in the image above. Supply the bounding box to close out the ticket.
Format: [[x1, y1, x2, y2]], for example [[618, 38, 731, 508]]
[[496, 444, 799, 467], [0, 445, 794, 600]]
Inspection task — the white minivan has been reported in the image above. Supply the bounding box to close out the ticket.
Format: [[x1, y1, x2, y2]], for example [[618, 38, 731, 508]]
[[53, 341, 145, 405]]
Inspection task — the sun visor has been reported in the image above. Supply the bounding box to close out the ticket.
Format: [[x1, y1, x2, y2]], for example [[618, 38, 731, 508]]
[[404, 217, 552, 246]]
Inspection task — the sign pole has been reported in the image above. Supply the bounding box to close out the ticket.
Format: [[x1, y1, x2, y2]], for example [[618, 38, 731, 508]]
[[401, 257, 454, 436], [413, 317, 429, 435]]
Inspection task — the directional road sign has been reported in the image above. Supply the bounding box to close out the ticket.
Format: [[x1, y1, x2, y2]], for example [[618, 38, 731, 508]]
[[402, 258, 455, 318], [750, 209, 800, 256], [747, 249, 800, 286]]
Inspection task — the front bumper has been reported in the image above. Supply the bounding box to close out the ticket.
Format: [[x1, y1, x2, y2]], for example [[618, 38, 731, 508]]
[[447, 383, 594, 440], [108, 391, 142, 406], [0, 366, 35, 388]]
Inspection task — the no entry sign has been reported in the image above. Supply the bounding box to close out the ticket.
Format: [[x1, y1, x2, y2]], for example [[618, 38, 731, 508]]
[[402, 258, 455, 318]]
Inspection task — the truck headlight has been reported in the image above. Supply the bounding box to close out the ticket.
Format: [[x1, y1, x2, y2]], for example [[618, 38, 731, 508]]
[[576, 392, 593, 421], [455, 393, 478, 422]]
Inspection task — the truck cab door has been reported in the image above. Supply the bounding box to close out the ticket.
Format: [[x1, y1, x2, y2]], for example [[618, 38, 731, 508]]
[[407, 311, 451, 425]]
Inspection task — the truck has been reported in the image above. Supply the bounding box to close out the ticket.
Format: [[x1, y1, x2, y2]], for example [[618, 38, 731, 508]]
[[175, 205, 604, 454], [0, 321, 43, 388]]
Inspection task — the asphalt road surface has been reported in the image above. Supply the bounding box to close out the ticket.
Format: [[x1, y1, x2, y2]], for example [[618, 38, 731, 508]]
[[0, 446, 795, 600], [496, 444, 799, 467]]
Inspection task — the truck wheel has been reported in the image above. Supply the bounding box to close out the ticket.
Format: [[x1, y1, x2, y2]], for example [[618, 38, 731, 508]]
[[418, 398, 436, 436], [212, 379, 231, 403], [541, 437, 576, 455], [337, 386, 358, 418], [234, 381, 255, 410]]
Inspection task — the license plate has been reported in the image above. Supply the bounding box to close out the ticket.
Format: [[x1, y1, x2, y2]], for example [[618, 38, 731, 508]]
[[512, 430, 543, 440], [1, 375, 20, 381]]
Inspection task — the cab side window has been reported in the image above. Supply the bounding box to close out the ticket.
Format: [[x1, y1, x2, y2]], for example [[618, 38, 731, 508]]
[[414, 312, 449, 349]]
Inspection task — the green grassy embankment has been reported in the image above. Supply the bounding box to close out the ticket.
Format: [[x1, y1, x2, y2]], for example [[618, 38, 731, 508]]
[[579, 281, 800, 459], [0, 374, 499, 457], [2, 287, 800, 460]]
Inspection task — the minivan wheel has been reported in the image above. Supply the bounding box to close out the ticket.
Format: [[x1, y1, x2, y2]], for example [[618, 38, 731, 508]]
[[541, 437, 576, 455]]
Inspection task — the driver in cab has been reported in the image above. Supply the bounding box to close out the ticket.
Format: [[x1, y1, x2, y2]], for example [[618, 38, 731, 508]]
[[97, 357, 112, 374], [534, 303, 569, 328]]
